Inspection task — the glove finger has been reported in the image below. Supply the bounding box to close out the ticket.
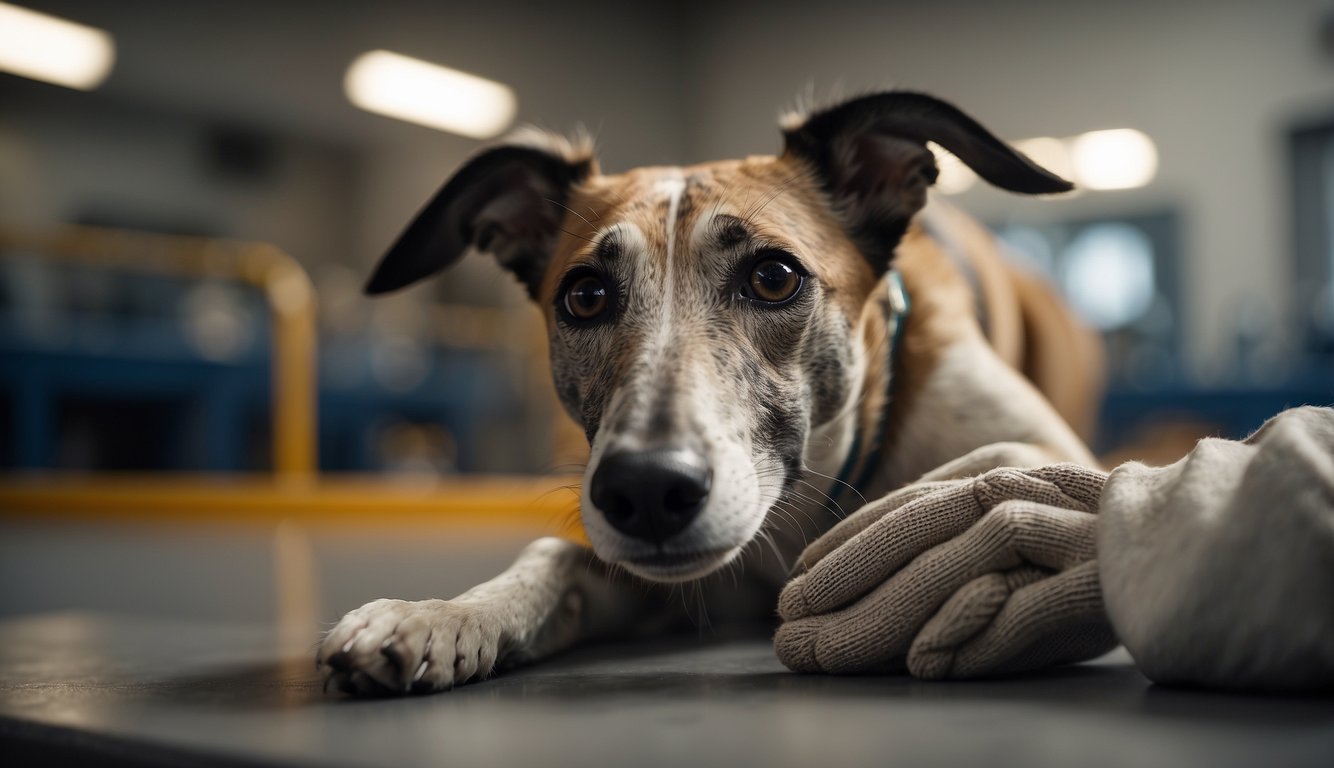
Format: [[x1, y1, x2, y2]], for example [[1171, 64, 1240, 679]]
[[905, 567, 1049, 680], [796, 480, 963, 570], [1024, 463, 1109, 510], [918, 499, 1098, 575], [1001, 502, 1099, 570], [774, 600, 911, 674], [795, 463, 1101, 578], [776, 507, 1043, 673], [785, 501, 1097, 669], [909, 560, 1115, 679], [779, 481, 985, 621], [973, 467, 1100, 515], [914, 442, 1060, 481]]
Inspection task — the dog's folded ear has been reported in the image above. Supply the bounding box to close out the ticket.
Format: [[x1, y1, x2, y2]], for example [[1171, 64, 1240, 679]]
[[364, 132, 597, 297], [782, 91, 1072, 269]]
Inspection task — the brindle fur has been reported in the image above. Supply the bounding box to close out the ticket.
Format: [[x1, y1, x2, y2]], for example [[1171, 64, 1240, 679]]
[[318, 93, 1101, 696]]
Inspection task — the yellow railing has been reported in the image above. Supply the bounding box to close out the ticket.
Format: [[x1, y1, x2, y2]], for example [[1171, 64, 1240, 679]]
[[0, 472, 583, 533], [0, 225, 586, 540], [0, 225, 317, 478], [0, 227, 585, 641]]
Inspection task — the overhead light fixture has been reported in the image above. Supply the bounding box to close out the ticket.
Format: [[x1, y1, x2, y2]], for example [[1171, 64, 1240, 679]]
[[1013, 137, 1075, 184], [0, 2, 115, 90], [345, 50, 517, 139], [1069, 128, 1158, 191], [928, 142, 977, 195]]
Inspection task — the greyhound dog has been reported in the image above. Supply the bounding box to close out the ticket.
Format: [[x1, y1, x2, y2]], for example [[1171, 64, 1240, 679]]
[[317, 91, 1101, 695]]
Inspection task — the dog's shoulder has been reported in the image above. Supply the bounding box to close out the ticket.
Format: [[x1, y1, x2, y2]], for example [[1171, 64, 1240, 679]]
[[898, 197, 1104, 441]]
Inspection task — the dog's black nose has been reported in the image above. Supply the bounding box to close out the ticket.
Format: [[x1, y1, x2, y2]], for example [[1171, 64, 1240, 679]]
[[589, 449, 711, 544]]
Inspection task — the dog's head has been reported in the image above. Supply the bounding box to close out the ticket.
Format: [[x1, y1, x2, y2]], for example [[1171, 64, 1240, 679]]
[[366, 92, 1070, 582]]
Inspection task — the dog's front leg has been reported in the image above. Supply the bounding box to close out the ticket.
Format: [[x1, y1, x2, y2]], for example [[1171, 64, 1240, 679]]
[[318, 537, 631, 696]]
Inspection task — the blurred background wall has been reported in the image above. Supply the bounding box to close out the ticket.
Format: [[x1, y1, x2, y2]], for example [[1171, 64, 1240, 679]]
[[3, 0, 1333, 474], [684, 0, 1332, 383], [1, 0, 1331, 624]]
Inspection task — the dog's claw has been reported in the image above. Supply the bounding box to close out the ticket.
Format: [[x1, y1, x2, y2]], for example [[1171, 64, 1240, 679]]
[[317, 599, 504, 697], [380, 636, 406, 671]]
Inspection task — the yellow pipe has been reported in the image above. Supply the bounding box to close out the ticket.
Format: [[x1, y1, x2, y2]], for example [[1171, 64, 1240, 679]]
[[0, 227, 590, 542], [0, 226, 317, 478], [0, 472, 586, 540], [247, 244, 317, 479]]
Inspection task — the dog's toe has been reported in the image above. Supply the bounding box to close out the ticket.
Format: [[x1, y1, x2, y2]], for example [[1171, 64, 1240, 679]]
[[316, 598, 505, 697]]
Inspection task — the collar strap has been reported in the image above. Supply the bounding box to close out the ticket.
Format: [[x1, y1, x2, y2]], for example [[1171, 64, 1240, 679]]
[[823, 268, 910, 517]]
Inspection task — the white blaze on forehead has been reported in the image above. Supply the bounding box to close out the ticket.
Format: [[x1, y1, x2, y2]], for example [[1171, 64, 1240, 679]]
[[656, 176, 686, 262], [653, 174, 686, 353], [589, 174, 693, 440], [656, 176, 686, 279]]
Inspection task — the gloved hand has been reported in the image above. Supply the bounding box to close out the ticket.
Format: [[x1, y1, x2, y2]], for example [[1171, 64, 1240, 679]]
[[775, 463, 1119, 679]]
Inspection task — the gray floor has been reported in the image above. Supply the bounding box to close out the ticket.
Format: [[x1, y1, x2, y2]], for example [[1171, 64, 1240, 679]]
[[1, 613, 1331, 768], [0, 521, 531, 624]]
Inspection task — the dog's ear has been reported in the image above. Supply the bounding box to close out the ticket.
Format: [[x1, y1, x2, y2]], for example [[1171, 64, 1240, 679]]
[[365, 133, 597, 297], [782, 91, 1072, 270]]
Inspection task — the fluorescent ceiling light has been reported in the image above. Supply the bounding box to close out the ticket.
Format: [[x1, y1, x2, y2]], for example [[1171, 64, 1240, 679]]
[[939, 129, 1158, 195], [0, 2, 114, 90], [1070, 128, 1158, 191], [928, 142, 977, 195], [1013, 137, 1074, 184], [345, 50, 516, 139]]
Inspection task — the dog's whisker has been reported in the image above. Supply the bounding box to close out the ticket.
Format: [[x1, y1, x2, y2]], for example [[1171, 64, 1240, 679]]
[[557, 226, 598, 245], [545, 197, 599, 235], [803, 468, 868, 515], [756, 527, 789, 572], [793, 476, 850, 510], [694, 583, 713, 634], [543, 461, 589, 473], [745, 173, 804, 220], [779, 498, 827, 533]]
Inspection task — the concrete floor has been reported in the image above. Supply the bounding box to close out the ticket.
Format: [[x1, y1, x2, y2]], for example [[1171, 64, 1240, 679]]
[[0, 521, 532, 625], [2, 613, 1332, 768]]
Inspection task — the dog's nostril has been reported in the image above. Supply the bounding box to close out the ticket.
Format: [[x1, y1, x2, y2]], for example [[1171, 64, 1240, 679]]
[[602, 493, 635, 524], [589, 448, 711, 544], [664, 475, 710, 513]]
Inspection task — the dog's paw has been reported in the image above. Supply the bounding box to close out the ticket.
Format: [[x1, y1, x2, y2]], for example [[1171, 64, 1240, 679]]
[[317, 598, 504, 696]]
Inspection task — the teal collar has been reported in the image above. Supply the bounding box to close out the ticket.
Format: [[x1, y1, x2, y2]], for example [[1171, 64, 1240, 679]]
[[823, 269, 910, 518]]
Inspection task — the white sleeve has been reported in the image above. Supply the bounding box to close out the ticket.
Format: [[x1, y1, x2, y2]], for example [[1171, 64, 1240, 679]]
[[1097, 406, 1334, 691]]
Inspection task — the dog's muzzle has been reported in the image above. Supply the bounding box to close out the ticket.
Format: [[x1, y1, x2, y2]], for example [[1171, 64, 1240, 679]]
[[588, 448, 711, 544]]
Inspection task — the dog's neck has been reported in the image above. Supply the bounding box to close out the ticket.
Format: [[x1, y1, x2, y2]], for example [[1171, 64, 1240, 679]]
[[802, 270, 905, 519]]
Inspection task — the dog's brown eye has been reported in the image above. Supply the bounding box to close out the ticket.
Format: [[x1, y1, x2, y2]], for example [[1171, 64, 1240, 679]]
[[746, 257, 802, 303], [564, 274, 609, 320]]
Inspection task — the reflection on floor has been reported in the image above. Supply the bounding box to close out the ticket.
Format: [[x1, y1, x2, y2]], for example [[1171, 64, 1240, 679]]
[[1, 613, 1331, 768]]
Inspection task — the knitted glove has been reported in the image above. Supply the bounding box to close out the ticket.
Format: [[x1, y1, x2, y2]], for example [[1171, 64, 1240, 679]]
[[776, 464, 1119, 679]]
